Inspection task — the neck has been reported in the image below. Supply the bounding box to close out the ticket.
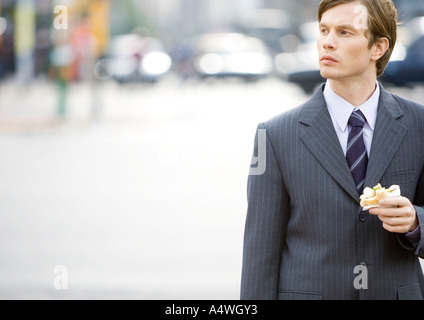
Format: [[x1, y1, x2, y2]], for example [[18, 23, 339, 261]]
[[328, 77, 377, 107]]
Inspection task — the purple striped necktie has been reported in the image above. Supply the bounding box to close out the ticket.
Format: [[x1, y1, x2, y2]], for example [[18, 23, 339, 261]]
[[346, 110, 368, 194]]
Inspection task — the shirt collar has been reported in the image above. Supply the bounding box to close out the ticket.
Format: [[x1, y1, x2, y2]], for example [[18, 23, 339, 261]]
[[323, 80, 379, 133]]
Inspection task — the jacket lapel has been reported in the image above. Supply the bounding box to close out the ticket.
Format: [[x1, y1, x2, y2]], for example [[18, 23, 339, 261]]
[[364, 85, 407, 189], [299, 84, 407, 203], [300, 85, 359, 202]]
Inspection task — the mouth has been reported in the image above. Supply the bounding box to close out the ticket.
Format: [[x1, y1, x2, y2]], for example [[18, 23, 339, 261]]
[[320, 55, 338, 64]]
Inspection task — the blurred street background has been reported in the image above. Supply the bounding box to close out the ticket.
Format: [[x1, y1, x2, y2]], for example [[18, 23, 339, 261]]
[[1, 0, 424, 299]]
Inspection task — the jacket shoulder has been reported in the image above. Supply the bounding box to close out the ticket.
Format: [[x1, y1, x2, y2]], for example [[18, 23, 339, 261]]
[[261, 104, 303, 130], [260, 86, 326, 133]]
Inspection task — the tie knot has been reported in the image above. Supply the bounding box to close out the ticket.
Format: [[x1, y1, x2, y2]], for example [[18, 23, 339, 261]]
[[349, 110, 366, 128]]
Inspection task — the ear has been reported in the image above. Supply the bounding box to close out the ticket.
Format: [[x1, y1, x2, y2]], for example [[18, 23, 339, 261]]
[[371, 37, 389, 61]]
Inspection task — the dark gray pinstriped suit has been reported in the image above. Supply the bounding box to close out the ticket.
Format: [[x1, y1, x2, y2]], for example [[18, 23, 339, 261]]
[[241, 83, 424, 300]]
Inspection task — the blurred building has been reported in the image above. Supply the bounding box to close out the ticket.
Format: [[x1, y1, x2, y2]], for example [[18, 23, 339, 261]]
[[0, 0, 111, 83], [116, 0, 320, 51], [0, 0, 16, 79], [2, 0, 424, 83]]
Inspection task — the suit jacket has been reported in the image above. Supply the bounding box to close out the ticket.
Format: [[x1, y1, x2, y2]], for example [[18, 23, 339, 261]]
[[241, 83, 424, 300]]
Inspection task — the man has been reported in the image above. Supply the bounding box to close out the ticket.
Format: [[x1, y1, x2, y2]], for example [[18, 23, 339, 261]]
[[241, 0, 424, 300]]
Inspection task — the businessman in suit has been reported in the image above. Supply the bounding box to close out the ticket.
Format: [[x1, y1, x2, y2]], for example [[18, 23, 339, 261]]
[[241, 0, 424, 300]]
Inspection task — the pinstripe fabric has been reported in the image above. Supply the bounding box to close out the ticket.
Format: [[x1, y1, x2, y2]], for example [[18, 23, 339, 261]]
[[241, 83, 424, 300]]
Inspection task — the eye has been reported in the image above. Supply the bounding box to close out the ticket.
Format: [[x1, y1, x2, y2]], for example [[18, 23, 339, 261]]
[[341, 30, 352, 36], [320, 28, 328, 35]]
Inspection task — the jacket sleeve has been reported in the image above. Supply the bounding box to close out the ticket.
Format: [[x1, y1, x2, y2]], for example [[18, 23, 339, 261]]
[[398, 165, 424, 258], [414, 165, 424, 258], [240, 123, 290, 300]]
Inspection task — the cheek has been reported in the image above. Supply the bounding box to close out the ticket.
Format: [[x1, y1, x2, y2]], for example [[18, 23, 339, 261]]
[[345, 43, 371, 63], [316, 35, 331, 49], [316, 38, 322, 50]]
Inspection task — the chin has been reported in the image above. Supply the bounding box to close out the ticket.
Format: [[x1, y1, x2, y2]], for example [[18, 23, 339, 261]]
[[320, 68, 346, 81], [319, 69, 333, 80]]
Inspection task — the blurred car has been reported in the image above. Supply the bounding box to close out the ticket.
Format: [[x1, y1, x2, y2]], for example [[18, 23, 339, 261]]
[[103, 34, 172, 84], [381, 36, 424, 87], [192, 32, 273, 81]]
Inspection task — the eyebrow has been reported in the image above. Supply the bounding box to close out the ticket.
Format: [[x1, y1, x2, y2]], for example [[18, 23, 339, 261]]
[[319, 22, 358, 31]]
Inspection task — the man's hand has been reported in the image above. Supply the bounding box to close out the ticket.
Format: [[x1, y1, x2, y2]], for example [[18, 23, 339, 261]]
[[369, 196, 418, 233]]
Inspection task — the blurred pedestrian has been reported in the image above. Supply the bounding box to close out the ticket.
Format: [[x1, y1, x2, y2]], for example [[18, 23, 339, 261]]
[[241, 0, 424, 300]]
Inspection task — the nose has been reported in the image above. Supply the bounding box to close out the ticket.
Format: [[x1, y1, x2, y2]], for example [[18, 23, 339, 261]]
[[321, 31, 337, 51], [323, 41, 335, 50]]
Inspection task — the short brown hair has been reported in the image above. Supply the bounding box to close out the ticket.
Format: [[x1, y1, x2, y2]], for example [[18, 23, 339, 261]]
[[318, 0, 398, 77]]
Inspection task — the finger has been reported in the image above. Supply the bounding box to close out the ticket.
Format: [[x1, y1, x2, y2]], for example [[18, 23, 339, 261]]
[[370, 198, 413, 217], [375, 206, 416, 222], [382, 222, 410, 234], [369, 207, 400, 216], [378, 196, 409, 207], [377, 215, 406, 226]]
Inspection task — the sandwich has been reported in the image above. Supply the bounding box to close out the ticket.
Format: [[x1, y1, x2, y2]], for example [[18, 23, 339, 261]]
[[360, 183, 401, 208]]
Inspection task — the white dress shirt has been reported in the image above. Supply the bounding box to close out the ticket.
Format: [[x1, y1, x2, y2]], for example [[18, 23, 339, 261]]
[[323, 80, 380, 157]]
